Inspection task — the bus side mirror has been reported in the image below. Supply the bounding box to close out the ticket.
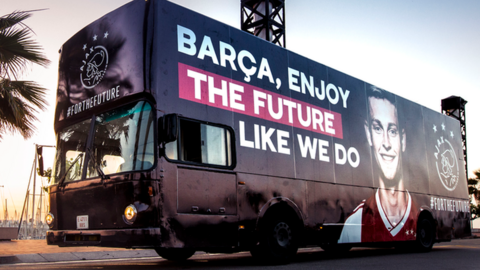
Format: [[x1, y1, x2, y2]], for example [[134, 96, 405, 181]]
[[37, 145, 44, 176], [158, 114, 178, 144]]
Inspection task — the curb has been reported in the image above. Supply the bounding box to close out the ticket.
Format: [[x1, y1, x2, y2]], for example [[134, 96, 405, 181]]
[[0, 255, 18, 264]]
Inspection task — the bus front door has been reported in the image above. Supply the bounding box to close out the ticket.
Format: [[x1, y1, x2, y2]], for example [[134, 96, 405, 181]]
[[176, 167, 238, 247]]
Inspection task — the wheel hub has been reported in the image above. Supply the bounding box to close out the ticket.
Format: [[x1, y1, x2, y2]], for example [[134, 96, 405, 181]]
[[273, 222, 292, 247]]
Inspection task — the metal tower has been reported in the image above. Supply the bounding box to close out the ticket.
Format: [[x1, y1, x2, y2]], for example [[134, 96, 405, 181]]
[[441, 96, 468, 179], [241, 0, 286, 48]]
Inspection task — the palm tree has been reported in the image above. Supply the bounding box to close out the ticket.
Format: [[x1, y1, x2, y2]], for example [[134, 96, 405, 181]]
[[0, 10, 50, 140], [469, 169, 480, 220]]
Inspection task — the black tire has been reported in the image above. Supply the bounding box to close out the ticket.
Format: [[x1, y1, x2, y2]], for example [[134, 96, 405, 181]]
[[250, 217, 299, 264], [154, 248, 195, 261], [320, 243, 352, 253], [415, 217, 435, 252]]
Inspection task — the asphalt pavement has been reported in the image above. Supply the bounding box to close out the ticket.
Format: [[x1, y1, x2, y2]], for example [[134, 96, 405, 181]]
[[1, 233, 478, 265]]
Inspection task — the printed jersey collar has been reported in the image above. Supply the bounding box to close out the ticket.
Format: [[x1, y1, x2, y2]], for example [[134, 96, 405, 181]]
[[375, 189, 412, 237]]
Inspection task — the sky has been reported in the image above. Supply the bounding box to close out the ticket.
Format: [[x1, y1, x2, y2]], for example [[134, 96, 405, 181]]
[[1, 0, 480, 226]]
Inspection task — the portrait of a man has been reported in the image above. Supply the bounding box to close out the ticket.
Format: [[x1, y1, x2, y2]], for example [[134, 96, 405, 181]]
[[338, 86, 419, 243]]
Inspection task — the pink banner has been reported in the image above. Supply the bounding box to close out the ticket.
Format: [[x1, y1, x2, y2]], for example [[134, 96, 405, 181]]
[[178, 63, 343, 139]]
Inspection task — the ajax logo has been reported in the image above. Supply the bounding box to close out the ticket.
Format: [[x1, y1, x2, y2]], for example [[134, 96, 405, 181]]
[[433, 123, 459, 191], [80, 32, 109, 89]]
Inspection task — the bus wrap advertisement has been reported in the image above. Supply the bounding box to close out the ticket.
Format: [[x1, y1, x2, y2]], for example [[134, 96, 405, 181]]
[[155, 3, 470, 243], [49, 0, 470, 261]]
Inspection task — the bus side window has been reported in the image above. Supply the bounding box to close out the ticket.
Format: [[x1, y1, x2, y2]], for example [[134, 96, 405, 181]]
[[201, 124, 227, 166], [165, 141, 177, 160], [181, 120, 202, 163], [165, 118, 233, 167]]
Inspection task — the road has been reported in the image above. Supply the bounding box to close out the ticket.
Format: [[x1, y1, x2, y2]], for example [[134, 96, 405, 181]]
[[3, 239, 479, 270]]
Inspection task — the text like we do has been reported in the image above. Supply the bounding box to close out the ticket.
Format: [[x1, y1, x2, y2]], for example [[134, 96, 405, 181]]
[[178, 64, 360, 168]]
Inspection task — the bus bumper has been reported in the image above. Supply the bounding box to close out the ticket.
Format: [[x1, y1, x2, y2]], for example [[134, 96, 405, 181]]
[[46, 228, 162, 248]]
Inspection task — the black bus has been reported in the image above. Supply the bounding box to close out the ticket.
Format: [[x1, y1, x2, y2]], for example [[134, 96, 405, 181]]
[[44, 0, 471, 263]]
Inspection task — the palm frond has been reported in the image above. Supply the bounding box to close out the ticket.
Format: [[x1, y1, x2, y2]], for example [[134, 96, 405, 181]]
[[0, 9, 48, 32], [0, 79, 48, 110], [0, 93, 38, 139], [0, 10, 50, 140], [474, 169, 480, 180], [0, 11, 31, 32], [0, 10, 50, 79]]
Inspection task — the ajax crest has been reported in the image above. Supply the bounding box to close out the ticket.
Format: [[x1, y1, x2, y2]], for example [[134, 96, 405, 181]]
[[433, 123, 459, 191], [80, 32, 109, 89]]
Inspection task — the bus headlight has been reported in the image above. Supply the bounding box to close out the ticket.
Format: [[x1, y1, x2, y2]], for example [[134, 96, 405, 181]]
[[124, 204, 137, 224], [45, 213, 54, 226]]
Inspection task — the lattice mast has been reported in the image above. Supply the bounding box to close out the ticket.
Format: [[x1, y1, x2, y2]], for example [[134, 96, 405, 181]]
[[241, 0, 286, 48], [441, 96, 468, 180]]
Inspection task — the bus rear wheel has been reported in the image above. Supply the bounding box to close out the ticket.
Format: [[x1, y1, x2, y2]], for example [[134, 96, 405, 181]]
[[415, 217, 435, 252], [154, 248, 195, 261], [250, 217, 298, 264]]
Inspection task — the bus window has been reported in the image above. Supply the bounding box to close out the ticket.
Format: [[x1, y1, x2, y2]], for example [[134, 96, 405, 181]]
[[64, 150, 85, 181], [201, 124, 227, 166], [165, 119, 233, 167], [87, 101, 155, 178], [52, 118, 91, 184], [165, 140, 178, 160], [180, 120, 202, 163], [101, 155, 125, 174]]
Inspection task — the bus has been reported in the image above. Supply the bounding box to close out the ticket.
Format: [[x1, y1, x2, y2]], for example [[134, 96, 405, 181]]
[[44, 0, 471, 263]]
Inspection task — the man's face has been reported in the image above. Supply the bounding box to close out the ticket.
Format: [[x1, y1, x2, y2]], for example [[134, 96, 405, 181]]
[[366, 97, 405, 184]]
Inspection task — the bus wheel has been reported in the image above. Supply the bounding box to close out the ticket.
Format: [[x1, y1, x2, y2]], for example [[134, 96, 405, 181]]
[[320, 243, 352, 253], [154, 248, 195, 261], [251, 217, 298, 264], [415, 217, 435, 252]]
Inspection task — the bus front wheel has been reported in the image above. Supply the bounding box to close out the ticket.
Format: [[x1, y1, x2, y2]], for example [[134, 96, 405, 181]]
[[154, 248, 195, 261]]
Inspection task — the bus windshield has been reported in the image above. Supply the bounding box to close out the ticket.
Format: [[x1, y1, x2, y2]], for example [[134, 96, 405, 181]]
[[53, 101, 155, 184]]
